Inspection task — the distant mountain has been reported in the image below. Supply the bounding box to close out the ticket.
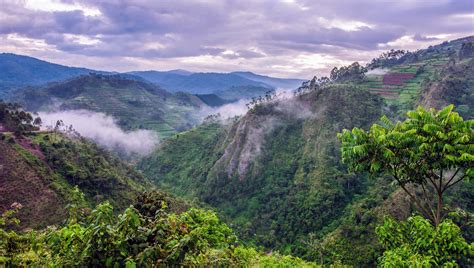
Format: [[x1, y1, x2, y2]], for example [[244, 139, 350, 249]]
[[128, 70, 268, 93], [231, 71, 304, 89], [0, 53, 106, 97], [0, 53, 304, 100], [11, 74, 206, 138], [128, 70, 304, 95]]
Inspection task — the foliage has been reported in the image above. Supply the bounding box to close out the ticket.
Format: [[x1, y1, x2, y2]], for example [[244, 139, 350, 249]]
[[0, 101, 39, 134], [376, 216, 473, 267], [37, 133, 150, 210], [0, 192, 318, 267], [140, 85, 385, 260], [338, 105, 473, 226], [330, 62, 367, 82]]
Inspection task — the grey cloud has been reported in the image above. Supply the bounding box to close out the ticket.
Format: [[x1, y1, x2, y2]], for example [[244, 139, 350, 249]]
[[0, 0, 472, 76]]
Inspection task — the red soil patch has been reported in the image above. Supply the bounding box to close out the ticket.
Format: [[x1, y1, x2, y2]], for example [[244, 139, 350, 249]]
[[383, 73, 415, 86], [16, 137, 46, 161]]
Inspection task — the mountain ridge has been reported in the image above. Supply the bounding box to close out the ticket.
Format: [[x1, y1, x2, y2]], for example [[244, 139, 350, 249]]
[[0, 53, 304, 98]]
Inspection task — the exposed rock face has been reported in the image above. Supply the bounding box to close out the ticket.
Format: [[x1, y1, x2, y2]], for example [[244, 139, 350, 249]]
[[210, 96, 318, 179], [211, 113, 279, 179]]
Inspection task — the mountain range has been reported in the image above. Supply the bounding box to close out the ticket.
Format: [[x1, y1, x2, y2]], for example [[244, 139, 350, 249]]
[[0, 53, 304, 99]]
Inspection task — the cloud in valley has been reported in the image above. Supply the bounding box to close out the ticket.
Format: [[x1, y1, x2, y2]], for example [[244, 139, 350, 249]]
[[39, 110, 159, 156], [198, 99, 249, 121], [0, 0, 473, 78]]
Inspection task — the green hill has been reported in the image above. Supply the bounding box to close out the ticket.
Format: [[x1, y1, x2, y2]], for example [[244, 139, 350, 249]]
[[138, 36, 474, 266], [11, 74, 207, 138], [0, 131, 152, 228]]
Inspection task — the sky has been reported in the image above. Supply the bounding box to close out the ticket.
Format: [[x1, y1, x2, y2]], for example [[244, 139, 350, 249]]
[[0, 0, 473, 79]]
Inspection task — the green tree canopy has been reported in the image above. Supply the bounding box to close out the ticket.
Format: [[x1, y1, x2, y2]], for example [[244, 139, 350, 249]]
[[338, 105, 473, 226], [376, 216, 473, 267]]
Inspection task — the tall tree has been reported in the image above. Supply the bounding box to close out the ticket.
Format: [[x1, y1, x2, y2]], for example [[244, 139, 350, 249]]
[[338, 105, 473, 226]]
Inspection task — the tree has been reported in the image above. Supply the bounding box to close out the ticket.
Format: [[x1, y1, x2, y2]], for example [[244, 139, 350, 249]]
[[33, 117, 42, 127], [330, 62, 367, 82], [338, 105, 473, 226]]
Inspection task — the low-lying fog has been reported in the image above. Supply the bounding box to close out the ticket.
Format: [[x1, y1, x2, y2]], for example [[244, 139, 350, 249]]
[[39, 110, 159, 156]]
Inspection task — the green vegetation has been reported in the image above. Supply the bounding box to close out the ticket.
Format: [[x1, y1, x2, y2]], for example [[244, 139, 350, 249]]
[[376, 216, 472, 267], [36, 133, 151, 210], [0, 190, 318, 267], [0, 104, 153, 227], [12, 74, 204, 138], [139, 37, 473, 266], [0, 101, 40, 134], [1, 37, 473, 267], [139, 84, 386, 263], [339, 105, 473, 266], [338, 105, 473, 226]]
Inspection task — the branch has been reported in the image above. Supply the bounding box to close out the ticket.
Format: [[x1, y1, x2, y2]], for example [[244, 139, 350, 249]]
[[393, 174, 434, 222], [420, 183, 436, 220], [426, 174, 437, 191], [442, 174, 467, 193], [442, 168, 462, 192]]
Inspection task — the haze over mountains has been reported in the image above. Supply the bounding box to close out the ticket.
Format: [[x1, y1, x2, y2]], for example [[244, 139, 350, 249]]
[[0, 53, 304, 98]]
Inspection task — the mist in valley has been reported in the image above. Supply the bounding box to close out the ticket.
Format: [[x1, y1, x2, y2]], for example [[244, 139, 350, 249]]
[[39, 110, 160, 156]]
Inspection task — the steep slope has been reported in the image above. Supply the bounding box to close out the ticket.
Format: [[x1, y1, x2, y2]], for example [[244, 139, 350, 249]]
[[139, 85, 384, 253], [11, 74, 206, 138], [0, 53, 103, 98], [138, 36, 474, 266], [0, 131, 151, 228]]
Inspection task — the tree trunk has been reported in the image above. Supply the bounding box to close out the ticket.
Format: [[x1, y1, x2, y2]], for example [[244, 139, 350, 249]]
[[435, 189, 443, 226]]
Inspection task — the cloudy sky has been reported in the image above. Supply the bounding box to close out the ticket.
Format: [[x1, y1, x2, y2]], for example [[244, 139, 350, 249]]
[[1, 0, 473, 79]]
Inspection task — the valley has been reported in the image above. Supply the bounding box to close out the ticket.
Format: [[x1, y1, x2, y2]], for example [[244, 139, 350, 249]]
[[0, 23, 472, 267]]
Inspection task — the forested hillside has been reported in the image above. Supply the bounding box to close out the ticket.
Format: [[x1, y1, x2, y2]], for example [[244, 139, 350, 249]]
[[11, 74, 207, 138], [0, 101, 152, 227], [0, 102, 318, 267], [139, 36, 474, 266]]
